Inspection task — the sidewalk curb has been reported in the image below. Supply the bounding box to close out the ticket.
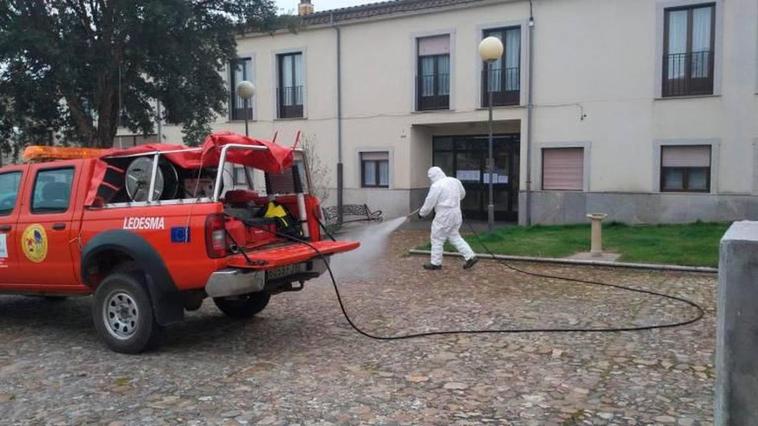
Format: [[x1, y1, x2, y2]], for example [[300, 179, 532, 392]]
[[408, 249, 718, 274]]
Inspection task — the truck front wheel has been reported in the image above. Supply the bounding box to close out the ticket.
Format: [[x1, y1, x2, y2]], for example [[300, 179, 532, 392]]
[[213, 292, 270, 319], [93, 272, 165, 354]]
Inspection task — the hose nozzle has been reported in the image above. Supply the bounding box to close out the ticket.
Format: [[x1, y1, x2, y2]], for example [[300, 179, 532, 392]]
[[407, 208, 420, 217]]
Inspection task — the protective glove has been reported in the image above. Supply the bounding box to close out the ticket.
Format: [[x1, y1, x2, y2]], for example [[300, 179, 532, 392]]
[[417, 211, 424, 219]]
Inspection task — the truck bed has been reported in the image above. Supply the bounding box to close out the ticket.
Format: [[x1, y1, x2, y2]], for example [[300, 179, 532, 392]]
[[227, 240, 360, 270]]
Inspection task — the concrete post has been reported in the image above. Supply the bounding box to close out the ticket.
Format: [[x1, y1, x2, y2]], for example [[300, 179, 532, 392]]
[[586, 213, 607, 256], [716, 221, 758, 425]]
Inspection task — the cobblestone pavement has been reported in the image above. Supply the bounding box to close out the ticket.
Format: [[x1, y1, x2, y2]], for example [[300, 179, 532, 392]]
[[0, 229, 715, 425]]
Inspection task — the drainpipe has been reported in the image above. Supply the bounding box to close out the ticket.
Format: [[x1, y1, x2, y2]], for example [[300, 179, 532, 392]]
[[332, 13, 344, 224], [525, 0, 535, 226]]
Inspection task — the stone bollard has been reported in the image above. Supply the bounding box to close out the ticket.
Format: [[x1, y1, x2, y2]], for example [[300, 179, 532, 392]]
[[716, 221, 758, 425], [586, 213, 607, 257]]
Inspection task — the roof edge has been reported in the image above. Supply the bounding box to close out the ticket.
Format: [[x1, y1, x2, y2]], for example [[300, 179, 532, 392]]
[[240, 0, 515, 38]]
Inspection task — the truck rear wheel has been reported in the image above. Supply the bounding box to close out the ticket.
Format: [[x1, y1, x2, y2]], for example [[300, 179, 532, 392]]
[[213, 292, 270, 319], [93, 272, 165, 354]]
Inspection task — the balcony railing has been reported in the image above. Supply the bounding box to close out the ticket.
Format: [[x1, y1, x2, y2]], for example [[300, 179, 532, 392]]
[[481, 67, 520, 107], [277, 85, 304, 118], [662, 51, 714, 97], [417, 74, 449, 111], [230, 97, 253, 121]]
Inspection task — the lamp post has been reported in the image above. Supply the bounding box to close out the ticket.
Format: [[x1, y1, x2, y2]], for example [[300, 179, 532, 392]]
[[478, 36, 504, 232], [236, 81, 255, 137]]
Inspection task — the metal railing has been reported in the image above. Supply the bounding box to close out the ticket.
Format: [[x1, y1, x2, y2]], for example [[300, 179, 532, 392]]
[[662, 51, 714, 97], [230, 97, 254, 121], [277, 86, 304, 118], [417, 74, 450, 110], [212, 144, 268, 201], [481, 67, 520, 106]]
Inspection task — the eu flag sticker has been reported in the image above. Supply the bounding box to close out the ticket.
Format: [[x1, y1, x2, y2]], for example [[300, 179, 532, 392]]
[[171, 227, 190, 243]]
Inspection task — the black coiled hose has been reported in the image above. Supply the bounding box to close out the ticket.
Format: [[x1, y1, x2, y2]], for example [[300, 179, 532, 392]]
[[255, 219, 706, 340]]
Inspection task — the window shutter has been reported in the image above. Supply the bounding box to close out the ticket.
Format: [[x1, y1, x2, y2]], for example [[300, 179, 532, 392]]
[[542, 148, 584, 191], [662, 146, 711, 167], [418, 35, 450, 56], [361, 151, 388, 161]]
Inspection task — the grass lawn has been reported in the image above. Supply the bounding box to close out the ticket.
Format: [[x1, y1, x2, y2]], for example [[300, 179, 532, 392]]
[[421, 222, 729, 267]]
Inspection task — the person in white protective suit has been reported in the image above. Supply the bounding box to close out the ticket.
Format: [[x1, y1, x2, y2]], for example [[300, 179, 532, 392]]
[[418, 166, 479, 270]]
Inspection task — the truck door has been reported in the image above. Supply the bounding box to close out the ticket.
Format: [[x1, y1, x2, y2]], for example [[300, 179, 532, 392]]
[[15, 162, 79, 288], [0, 167, 25, 284]]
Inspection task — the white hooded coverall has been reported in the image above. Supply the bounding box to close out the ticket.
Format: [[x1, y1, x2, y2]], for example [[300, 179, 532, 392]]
[[419, 167, 475, 266]]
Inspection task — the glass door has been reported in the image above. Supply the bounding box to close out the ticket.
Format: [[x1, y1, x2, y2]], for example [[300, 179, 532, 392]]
[[433, 134, 520, 221]]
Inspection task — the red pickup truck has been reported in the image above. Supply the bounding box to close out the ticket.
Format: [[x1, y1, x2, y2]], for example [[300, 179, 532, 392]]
[[0, 132, 358, 353]]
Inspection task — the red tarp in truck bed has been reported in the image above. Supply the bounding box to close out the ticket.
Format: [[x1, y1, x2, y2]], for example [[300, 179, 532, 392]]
[[100, 132, 293, 172], [86, 132, 294, 206]]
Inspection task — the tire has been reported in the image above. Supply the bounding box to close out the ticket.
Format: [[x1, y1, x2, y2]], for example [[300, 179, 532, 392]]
[[92, 271, 165, 354], [213, 292, 271, 319]]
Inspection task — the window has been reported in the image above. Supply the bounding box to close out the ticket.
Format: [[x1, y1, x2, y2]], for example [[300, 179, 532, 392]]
[[0, 172, 22, 216], [361, 152, 390, 188], [542, 148, 584, 191], [265, 156, 309, 194], [277, 53, 304, 118], [232, 165, 252, 189], [417, 35, 450, 111], [233, 166, 246, 186], [32, 168, 74, 213], [229, 57, 253, 121], [660, 145, 711, 192], [663, 3, 715, 97], [482, 27, 521, 106]]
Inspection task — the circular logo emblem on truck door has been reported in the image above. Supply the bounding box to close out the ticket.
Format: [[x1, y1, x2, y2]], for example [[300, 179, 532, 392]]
[[21, 224, 48, 263]]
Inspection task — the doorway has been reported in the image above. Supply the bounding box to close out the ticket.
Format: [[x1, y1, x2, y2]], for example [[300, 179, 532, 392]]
[[432, 134, 520, 221]]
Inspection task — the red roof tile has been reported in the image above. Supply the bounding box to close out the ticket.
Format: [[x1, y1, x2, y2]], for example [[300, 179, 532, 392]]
[[300, 0, 487, 25]]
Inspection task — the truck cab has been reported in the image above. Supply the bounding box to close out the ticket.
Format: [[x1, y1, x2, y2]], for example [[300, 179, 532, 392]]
[[0, 133, 358, 353]]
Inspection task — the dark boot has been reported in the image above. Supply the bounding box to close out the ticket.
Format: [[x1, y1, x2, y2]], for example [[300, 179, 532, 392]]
[[463, 257, 479, 270], [423, 263, 442, 270]]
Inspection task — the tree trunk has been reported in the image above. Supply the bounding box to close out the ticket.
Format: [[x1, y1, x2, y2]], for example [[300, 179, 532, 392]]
[[94, 2, 122, 149], [95, 67, 119, 148], [64, 94, 97, 147]]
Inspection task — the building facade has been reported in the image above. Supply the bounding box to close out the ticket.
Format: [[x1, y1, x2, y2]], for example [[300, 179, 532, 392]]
[[137, 0, 758, 224]]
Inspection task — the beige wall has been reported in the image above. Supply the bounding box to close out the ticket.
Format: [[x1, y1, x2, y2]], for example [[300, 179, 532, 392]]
[[145, 0, 758, 220], [531, 0, 757, 197]]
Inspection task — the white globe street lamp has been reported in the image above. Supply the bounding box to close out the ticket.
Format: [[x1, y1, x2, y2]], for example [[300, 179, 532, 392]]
[[478, 36, 504, 232], [479, 36, 504, 62], [236, 81, 255, 100], [236, 81, 255, 136]]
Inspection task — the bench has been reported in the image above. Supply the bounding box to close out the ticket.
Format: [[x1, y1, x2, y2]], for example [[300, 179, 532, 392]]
[[322, 204, 383, 228]]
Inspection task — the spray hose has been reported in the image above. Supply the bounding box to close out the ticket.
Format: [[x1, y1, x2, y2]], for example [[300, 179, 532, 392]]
[[253, 219, 705, 340]]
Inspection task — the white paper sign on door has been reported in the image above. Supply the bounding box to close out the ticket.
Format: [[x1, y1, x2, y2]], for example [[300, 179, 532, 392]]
[[0, 234, 7, 258], [456, 170, 481, 181]]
